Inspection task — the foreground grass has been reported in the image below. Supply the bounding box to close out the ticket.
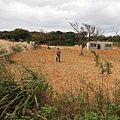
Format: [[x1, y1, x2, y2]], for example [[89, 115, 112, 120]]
[[0, 51, 120, 120]]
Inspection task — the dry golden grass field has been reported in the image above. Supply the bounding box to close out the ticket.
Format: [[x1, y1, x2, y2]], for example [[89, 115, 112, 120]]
[[10, 45, 120, 95]]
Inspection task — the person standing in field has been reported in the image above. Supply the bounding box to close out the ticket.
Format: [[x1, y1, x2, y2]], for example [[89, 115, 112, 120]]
[[56, 48, 61, 62]]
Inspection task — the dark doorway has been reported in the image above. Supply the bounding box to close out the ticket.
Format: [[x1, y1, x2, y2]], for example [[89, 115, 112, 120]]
[[97, 44, 101, 49]]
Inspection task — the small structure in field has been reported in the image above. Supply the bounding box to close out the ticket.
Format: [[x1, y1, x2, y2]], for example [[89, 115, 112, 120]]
[[86, 41, 113, 50], [30, 41, 35, 46]]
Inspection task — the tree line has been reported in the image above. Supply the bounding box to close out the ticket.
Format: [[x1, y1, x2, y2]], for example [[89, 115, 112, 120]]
[[0, 25, 120, 48], [0, 29, 78, 46]]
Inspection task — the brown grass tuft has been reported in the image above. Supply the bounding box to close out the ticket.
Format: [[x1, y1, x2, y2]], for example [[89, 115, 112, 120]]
[[0, 39, 34, 54]]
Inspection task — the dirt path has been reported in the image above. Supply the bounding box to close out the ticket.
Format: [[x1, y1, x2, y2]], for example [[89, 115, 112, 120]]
[[11, 46, 120, 94]]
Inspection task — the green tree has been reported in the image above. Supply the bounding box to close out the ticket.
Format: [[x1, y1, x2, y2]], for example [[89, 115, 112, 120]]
[[0, 31, 12, 40], [12, 28, 31, 42], [30, 31, 41, 44], [39, 30, 51, 49]]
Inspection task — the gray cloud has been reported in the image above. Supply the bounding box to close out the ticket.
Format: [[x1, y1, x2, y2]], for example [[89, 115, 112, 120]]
[[0, 0, 120, 36]]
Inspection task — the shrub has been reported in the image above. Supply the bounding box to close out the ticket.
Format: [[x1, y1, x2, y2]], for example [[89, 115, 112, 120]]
[[0, 50, 120, 119], [0, 40, 34, 54], [12, 44, 23, 53], [0, 48, 7, 55], [0, 63, 53, 119]]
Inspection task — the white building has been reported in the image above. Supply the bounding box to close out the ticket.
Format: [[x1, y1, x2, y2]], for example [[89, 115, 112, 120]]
[[87, 41, 113, 50]]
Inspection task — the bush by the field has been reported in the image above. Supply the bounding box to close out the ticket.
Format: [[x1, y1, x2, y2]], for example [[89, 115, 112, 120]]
[[0, 39, 34, 54]]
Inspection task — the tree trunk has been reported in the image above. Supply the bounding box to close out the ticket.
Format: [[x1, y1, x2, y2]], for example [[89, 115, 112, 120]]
[[79, 46, 84, 55], [46, 40, 51, 49], [47, 44, 50, 49]]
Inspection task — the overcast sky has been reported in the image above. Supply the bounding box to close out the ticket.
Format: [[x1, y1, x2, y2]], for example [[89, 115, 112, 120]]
[[0, 0, 120, 36]]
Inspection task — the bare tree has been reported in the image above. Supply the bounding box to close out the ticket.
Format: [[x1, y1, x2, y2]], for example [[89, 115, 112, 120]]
[[113, 27, 119, 36], [70, 22, 102, 55], [82, 23, 103, 41], [70, 22, 86, 55], [113, 27, 120, 46]]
